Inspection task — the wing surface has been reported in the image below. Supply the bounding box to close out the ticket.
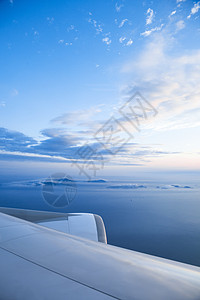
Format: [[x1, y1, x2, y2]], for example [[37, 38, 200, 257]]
[[0, 210, 200, 299]]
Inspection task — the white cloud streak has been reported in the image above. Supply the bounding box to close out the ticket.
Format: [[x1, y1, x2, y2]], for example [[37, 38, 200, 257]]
[[187, 1, 200, 19], [126, 39, 133, 46], [169, 10, 176, 17], [146, 8, 154, 25], [141, 24, 164, 37], [119, 19, 128, 28]]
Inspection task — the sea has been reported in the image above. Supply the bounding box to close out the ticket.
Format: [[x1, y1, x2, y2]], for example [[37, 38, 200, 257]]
[[0, 172, 200, 267]]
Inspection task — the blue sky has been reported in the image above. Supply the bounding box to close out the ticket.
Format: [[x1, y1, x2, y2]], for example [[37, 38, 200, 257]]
[[0, 0, 200, 180]]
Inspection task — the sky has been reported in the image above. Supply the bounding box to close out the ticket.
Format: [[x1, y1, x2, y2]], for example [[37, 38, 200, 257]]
[[0, 0, 200, 180]]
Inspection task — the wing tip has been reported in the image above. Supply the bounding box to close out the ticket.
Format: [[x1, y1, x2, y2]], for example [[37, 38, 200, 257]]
[[93, 214, 107, 244]]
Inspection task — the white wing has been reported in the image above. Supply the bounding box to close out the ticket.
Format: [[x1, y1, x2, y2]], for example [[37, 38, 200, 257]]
[[0, 208, 200, 300], [0, 207, 107, 243]]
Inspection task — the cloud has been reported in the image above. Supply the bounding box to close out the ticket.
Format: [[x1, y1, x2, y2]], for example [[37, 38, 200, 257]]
[[47, 17, 54, 24], [67, 24, 75, 31], [146, 8, 154, 25], [51, 107, 102, 125], [88, 13, 113, 48], [0, 101, 6, 107], [0, 151, 69, 163], [187, 1, 200, 19], [88, 16, 103, 34], [11, 89, 19, 96], [176, 0, 186, 6], [102, 37, 111, 45], [121, 31, 200, 132], [115, 3, 124, 12], [176, 20, 185, 31], [0, 127, 37, 152], [31, 128, 81, 157], [0, 104, 186, 167], [33, 30, 39, 36], [126, 39, 133, 46], [0, 126, 103, 164], [119, 36, 126, 43], [0, 106, 174, 166], [140, 24, 164, 37], [0, 127, 83, 162], [97, 142, 179, 166], [119, 19, 128, 28], [169, 10, 176, 17], [119, 37, 133, 46], [0, 140, 174, 168]]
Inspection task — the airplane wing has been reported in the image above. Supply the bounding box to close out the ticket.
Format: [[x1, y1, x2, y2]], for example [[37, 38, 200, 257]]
[[0, 207, 200, 300], [0, 206, 107, 243]]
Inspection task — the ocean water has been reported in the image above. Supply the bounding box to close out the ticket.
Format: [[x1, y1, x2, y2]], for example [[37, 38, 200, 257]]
[[0, 177, 200, 267]]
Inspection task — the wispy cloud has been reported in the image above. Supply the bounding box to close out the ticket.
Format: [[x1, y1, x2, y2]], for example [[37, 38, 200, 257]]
[[65, 42, 72, 46], [176, 20, 185, 31], [33, 30, 39, 36], [51, 107, 102, 125], [141, 24, 164, 37], [119, 36, 126, 43], [169, 10, 176, 17], [88, 15, 103, 34], [46, 17, 54, 24], [187, 1, 200, 19], [67, 24, 75, 31], [119, 37, 133, 46], [146, 8, 154, 25], [115, 2, 124, 12], [126, 39, 133, 46], [0, 150, 69, 163], [0, 101, 6, 107], [118, 19, 128, 28], [0, 125, 177, 167], [102, 36, 111, 45], [121, 31, 200, 132], [88, 12, 113, 48], [11, 88, 19, 96]]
